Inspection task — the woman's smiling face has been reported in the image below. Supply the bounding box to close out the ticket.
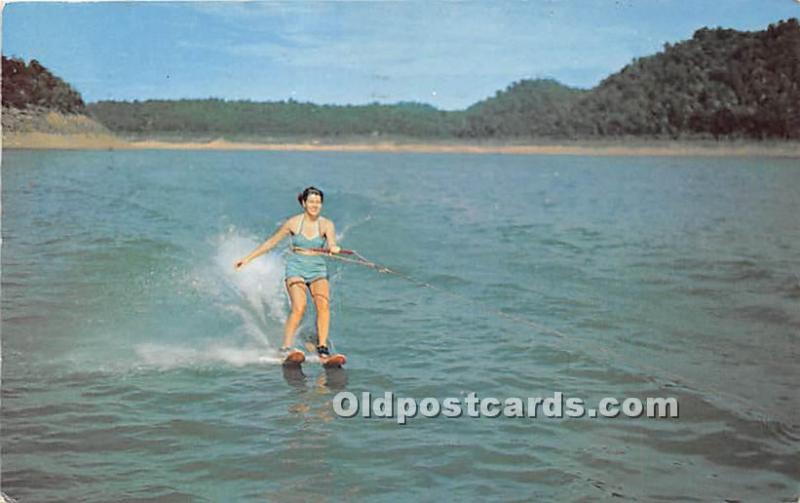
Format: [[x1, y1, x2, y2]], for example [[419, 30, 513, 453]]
[[303, 193, 323, 216]]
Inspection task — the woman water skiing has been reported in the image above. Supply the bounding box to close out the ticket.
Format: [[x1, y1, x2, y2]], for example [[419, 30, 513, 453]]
[[234, 186, 342, 364]]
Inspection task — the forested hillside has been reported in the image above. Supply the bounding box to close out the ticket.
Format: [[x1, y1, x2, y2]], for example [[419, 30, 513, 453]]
[[455, 79, 585, 138], [455, 18, 799, 139], [566, 17, 800, 139]]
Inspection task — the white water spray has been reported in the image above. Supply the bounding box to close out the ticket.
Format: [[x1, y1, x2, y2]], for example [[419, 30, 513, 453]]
[[135, 228, 294, 368]]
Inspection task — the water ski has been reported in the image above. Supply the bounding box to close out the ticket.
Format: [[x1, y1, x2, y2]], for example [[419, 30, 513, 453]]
[[320, 353, 346, 368], [302, 342, 346, 368], [282, 349, 306, 366]]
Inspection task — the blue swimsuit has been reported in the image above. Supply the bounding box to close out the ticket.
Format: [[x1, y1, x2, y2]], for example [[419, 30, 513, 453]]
[[285, 216, 328, 284]]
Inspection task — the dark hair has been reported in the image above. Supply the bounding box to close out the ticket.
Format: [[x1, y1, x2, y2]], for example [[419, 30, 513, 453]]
[[297, 186, 324, 206]]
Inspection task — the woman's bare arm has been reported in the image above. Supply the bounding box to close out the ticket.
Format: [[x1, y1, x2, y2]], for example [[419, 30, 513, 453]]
[[234, 218, 294, 270]]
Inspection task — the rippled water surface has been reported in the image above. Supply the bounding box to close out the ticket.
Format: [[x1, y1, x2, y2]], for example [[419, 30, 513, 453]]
[[2, 150, 799, 502]]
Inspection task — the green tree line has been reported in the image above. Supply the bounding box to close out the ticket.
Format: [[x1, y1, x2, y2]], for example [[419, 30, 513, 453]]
[[87, 99, 455, 138]]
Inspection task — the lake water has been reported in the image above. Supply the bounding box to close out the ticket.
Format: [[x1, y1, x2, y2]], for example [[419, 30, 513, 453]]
[[2, 150, 798, 502]]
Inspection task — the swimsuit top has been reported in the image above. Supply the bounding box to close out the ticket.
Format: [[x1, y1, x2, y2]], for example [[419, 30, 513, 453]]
[[290, 215, 326, 251]]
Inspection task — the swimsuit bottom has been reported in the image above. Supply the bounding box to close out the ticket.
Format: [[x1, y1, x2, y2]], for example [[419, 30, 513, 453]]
[[285, 252, 328, 284]]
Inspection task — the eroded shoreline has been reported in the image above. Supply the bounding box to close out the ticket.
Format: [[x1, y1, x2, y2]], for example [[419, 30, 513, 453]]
[[4, 132, 799, 157]]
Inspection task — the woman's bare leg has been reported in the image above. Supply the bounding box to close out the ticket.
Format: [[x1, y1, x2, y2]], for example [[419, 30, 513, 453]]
[[309, 279, 331, 348], [283, 278, 308, 348]]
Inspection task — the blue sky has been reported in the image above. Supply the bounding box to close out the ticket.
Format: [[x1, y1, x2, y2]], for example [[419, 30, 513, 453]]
[[3, 1, 798, 109]]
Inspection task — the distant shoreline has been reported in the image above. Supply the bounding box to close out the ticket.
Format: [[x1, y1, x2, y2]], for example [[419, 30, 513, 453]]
[[4, 132, 800, 158]]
